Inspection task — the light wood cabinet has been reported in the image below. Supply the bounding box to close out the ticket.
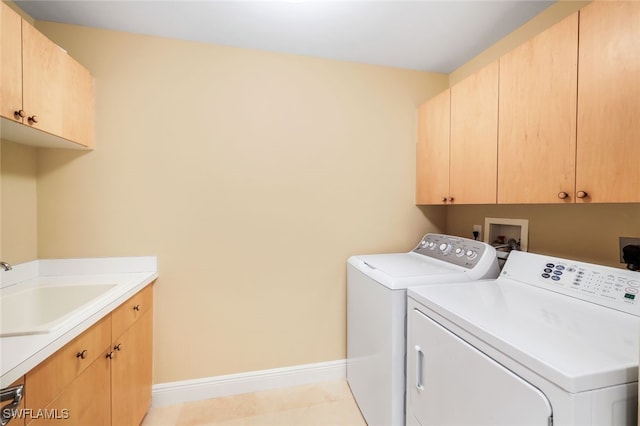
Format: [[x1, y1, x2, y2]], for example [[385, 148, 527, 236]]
[[25, 316, 111, 413], [111, 285, 153, 426], [497, 12, 579, 204], [417, 62, 498, 205], [416, 89, 450, 205], [416, 3, 637, 205], [23, 285, 154, 426], [1, 2, 23, 124], [576, 1, 640, 203], [27, 356, 111, 426], [450, 61, 498, 204], [0, 2, 94, 148]]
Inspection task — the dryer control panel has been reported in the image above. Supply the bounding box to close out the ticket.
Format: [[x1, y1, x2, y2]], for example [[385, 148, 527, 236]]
[[413, 234, 497, 274], [502, 251, 640, 316]]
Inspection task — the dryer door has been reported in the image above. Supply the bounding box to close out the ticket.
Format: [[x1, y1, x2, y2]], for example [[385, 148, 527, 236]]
[[407, 308, 553, 426]]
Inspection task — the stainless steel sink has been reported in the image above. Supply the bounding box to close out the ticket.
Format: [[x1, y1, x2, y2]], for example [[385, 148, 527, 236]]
[[0, 284, 116, 337]]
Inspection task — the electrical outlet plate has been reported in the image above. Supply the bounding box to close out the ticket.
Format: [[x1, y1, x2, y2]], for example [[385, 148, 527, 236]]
[[619, 236, 640, 263]]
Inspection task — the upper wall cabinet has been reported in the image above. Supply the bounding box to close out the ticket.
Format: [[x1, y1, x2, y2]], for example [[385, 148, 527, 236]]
[[416, 89, 450, 205], [450, 60, 498, 204], [0, 2, 94, 149], [416, 62, 498, 205], [497, 13, 579, 204], [1, 2, 23, 122], [575, 1, 640, 203]]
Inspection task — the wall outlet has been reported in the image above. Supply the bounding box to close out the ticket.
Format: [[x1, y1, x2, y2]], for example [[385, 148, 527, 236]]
[[619, 236, 640, 263], [473, 224, 482, 241]]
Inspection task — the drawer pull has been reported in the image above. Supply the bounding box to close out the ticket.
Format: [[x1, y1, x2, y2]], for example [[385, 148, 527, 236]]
[[76, 349, 88, 360], [133, 304, 141, 312], [114, 343, 122, 351]]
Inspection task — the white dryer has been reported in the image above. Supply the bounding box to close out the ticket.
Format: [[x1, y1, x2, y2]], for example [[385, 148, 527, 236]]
[[406, 250, 640, 426], [347, 233, 499, 426]]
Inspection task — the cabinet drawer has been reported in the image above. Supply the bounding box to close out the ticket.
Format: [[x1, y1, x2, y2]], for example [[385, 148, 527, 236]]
[[27, 353, 110, 426], [112, 284, 153, 339], [25, 315, 111, 411]]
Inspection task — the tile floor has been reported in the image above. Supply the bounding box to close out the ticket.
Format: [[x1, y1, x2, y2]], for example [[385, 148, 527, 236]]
[[141, 380, 367, 426]]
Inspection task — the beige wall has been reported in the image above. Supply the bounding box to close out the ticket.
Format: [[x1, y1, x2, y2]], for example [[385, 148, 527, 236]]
[[447, 204, 640, 268], [29, 22, 447, 383], [1, 140, 38, 264]]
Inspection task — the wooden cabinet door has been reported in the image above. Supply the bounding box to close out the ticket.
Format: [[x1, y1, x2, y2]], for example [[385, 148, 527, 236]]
[[25, 316, 112, 413], [416, 89, 450, 205], [27, 356, 111, 426], [497, 13, 578, 204], [61, 53, 94, 147], [0, 2, 23, 123], [111, 310, 153, 426], [576, 2, 640, 203], [450, 61, 498, 204], [21, 21, 65, 138]]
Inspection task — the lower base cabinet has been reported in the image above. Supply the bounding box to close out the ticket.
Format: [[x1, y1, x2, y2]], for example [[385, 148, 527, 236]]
[[28, 356, 111, 426], [24, 283, 154, 426], [111, 309, 153, 426]]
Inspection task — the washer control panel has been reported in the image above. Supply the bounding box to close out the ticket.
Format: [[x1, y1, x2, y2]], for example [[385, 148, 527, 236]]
[[413, 234, 492, 269], [502, 251, 640, 316]]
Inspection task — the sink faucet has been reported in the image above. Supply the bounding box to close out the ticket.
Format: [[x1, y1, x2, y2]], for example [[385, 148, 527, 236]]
[[0, 261, 12, 271]]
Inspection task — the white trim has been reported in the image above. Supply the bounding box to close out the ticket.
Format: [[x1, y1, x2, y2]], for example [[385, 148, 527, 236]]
[[151, 359, 346, 407]]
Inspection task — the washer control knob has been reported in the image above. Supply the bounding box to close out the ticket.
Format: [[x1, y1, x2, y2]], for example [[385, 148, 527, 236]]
[[439, 243, 452, 255], [466, 250, 477, 260], [455, 248, 464, 257]]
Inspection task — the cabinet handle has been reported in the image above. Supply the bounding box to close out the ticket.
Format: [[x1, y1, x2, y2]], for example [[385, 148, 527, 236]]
[[76, 349, 88, 360], [557, 192, 569, 199], [576, 191, 589, 199], [105, 351, 114, 359], [28, 115, 38, 124], [447, 197, 454, 202], [114, 343, 122, 351], [133, 304, 141, 312], [14, 110, 26, 119]]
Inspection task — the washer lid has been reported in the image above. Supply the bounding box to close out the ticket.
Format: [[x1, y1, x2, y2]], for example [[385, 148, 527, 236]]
[[408, 279, 640, 393], [357, 253, 460, 277], [348, 253, 468, 290]]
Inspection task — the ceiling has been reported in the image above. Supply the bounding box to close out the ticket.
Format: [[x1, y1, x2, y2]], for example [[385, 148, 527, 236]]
[[14, 0, 555, 73]]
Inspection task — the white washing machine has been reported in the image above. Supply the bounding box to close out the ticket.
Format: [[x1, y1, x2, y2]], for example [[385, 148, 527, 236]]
[[406, 250, 640, 426], [347, 233, 499, 426]]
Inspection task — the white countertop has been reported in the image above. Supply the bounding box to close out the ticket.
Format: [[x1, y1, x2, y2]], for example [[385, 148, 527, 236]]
[[0, 256, 158, 388]]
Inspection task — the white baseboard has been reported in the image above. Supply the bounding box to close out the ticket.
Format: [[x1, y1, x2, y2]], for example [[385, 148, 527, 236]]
[[151, 359, 347, 407]]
